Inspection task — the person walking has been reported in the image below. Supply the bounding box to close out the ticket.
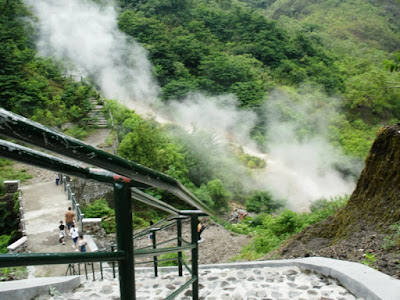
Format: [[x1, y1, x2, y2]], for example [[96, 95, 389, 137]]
[[58, 221, 66, 245], [65, 207, 76, 233], [197, 220, 205, 243], [148, 221, 154, 246], [78, 234, 87, 252], [70, 224, 79, 251]]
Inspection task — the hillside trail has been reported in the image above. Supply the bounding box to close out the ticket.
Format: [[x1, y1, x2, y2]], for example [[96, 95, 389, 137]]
[[20, 181, 81, 277], [14, 128, 252, 278], [13, 130, 111, 277]]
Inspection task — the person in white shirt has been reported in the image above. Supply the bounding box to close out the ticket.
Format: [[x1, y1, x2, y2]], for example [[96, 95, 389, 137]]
[[70, 224, 79, 251]]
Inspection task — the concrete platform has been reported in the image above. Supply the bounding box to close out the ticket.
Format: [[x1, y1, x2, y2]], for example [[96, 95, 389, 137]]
[[190, 257, 400, 300], [0, 276, 80, 300]]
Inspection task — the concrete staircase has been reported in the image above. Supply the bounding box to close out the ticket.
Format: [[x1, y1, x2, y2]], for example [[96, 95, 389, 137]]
[[87, 99, 108, 128]]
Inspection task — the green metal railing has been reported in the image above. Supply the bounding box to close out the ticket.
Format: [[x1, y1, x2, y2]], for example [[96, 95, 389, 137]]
[[61, 175, 85, 231], [0, 108, 213, 300]]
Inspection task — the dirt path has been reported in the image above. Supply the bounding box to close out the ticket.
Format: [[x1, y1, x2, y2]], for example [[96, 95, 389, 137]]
[[21, 181, 79, 277]]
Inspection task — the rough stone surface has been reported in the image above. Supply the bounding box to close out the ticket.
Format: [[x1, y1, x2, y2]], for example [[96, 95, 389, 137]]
[[34, 265, 360, 300]]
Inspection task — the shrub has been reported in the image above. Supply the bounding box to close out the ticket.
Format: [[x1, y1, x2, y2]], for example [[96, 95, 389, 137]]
[[158, 251, 187, 267], [0, 235, 11, 254], [82, 199, 115, 233], [245, 190, 285, 214]]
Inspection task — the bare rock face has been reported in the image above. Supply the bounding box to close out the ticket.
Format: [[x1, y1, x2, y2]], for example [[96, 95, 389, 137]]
[[71, 177, 113, 206], [268, 124, 400, 278]]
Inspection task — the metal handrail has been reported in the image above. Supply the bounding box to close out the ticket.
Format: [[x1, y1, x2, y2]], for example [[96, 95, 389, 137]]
[[0, 108, 214, 216], [0, 108, 209, 300]]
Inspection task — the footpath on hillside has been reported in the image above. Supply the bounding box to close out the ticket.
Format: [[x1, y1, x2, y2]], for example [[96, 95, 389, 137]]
[[21, 180, 81, 277], [14, 130, 113, 277]]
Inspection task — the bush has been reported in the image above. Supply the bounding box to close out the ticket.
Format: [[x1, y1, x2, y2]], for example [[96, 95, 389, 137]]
[[236, 195, 349, 258], [158, 251, 187, 267], [0, 235, 11, 254], [307, 195, 348, 224], [82, 199, 115, 233], [270, 210, 305, 237], [64, 125, 91, 140], [245, 190, 285, 214], [82, 199, 114, 218]]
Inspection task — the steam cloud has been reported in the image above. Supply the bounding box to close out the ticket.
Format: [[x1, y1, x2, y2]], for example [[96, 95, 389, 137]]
[[25, 0, 359, 211], [259, 88, 359, 210], [26, 0, 160, 108]]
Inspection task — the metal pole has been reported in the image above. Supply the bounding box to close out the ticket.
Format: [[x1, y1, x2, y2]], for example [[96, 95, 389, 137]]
[[190, 215, 199, 300], [114, 181, 135, 300], [152, 230, 158, 277], [177, 219, 183, 276], [111, 245, 116, 279]]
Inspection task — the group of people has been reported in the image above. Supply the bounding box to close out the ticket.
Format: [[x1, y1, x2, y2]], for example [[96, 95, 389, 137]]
[[59, 207, 87, 252]]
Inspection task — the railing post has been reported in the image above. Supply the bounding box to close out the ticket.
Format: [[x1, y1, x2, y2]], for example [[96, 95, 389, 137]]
[[114, 181, 135, 300], [177, 219, 183, 276], [80, 213, 84, 232], [152, 229, 158, 277], [190, 215, 199, 300], [111, 245, 116, 279]]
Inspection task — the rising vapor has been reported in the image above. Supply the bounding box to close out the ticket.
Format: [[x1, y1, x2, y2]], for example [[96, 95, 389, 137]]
[[25, 0, 359, 211], [26, 0, 160, 107]]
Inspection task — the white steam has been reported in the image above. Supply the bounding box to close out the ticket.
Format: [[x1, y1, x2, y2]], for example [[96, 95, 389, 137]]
[[259, 88, 358, 211], [167, 93, 257, 146], [26, 0, 159, 108], [25, 0, 359, 211]]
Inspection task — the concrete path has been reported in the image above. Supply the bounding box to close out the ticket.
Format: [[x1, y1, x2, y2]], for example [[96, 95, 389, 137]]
[[34, 266, 357, 300], [32, 257, 400, 300], [21, 180, 79, 277]]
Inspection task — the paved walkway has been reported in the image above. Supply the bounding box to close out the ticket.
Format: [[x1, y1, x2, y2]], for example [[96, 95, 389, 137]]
[[35, 264, 357, 300], [22, 180, 80, 277]]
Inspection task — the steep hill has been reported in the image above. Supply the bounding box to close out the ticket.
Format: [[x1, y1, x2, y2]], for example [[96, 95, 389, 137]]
[[265, 124, 400, 278]]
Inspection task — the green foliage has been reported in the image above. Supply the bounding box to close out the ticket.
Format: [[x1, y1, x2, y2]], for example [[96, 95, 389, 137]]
[[232, 195, 348, 259], [158, 250, 187, 267], [81, 199, 116, 233], [81, 198, 114, 218], [307, 195, 348, 223], [0, 235, 11, 254], [269, 210, 305, 237], [63, 125, 92, 140], [385, 52, 400, 72], [235, 147, 267, 169], [383, 222, 400, 251], [0, 0, 97, 125], [245, 190, 285, 214], [0, 160, 33, 185], [118, 0, 345, 104], [361, 252, 377, 267], [194, 179, 232, 212], [0, 182, 21, 253], [204, 179, 232, 212], [0, 266, 27, 281]]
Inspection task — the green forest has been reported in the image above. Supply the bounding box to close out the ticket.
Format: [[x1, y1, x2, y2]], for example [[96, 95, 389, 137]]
[[1, 0, 400, 258]]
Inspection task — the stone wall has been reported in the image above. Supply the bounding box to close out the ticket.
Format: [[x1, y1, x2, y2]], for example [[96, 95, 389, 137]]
[[2, 180, 27, 253], [82, 218, 105, 236], [71, 178, 113, 206]]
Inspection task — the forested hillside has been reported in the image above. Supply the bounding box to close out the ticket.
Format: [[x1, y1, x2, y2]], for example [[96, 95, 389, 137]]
[[117, 0, 400, 158], [1, 0, 400, 275], [0, 0, 98, 128], [1, 0, 400, 216]]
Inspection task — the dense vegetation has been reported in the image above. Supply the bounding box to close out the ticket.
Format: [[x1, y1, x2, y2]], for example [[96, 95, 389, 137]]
[[115, 0, 400, 158], [228, 195, 348, 260], [1, 0, 400, 262], [0, 0, 98, 127]]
